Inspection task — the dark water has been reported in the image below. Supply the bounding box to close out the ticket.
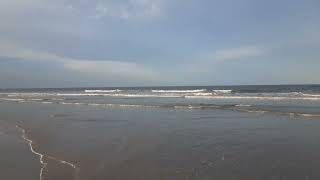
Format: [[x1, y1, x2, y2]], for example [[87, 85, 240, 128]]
[[0, 85, 320, 180]]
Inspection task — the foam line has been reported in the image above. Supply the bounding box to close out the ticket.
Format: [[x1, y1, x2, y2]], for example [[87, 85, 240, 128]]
[[16, 125, 47, 180], [152, 89, 206, 93], [16, 125, 79, 180], [84, 89, 122, 93]]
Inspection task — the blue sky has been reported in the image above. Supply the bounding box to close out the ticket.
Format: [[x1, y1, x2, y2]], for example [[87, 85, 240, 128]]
[[0, 0, 319, 88]]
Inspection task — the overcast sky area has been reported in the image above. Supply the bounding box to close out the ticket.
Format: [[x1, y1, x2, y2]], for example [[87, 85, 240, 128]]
[[0, 0, 319, 88]]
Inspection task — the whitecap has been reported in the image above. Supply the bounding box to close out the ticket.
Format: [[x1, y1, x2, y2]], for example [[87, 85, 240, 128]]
[[212, 89, 232, 93], [84, 89, 122, 93], [152, 89, 206, 93]]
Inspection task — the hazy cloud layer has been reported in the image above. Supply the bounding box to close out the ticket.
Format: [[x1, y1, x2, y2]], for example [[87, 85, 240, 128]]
[[0, 43, 159, 86], [0, 0, 319, 87]]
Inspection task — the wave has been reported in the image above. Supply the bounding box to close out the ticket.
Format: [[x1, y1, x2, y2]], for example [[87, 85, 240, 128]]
[[192, 92, 213, 96], [84, 89, 122, 93], [41, 101, 54, 104], [299, 93, 320, 97], [212, 89, 232, 93], [0, 98, 26, 102], [235, 104, 252, 107], [56, 93, 183, 98], [252, 92, 320, 97], [185, 95, 320, 101], [2, 92, 320, 101], [101, 94, 182, 98], [56, 93, 101, 96], [298, 113, 320, 117], [7, 93, 52, 97], [151, 89, 206, 93], [60, 102, 74, 105], [29, 98, 43, 101]]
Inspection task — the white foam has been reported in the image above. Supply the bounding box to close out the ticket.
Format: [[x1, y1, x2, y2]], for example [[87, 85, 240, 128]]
[[16, 125, 47, 180], [84, 89, 122, 93], [104, 94, 182, 98], [298, 113, 320, 117], [152, 89, 206, 93], [41, 101, 53, 104], [185, 95, 320, 101], [0, 98, 25, 101], [192, 92, 213, 96], [7, 93, 52, 97], [174, 105, 202, 109], [29, 99, 43, 101], [74, 102, 86, 105], [300, 93, 320, 97], [212, 89, 232, 93], [106, 103, 159, 108], [243, 110, 268, 114], [60, 102, 73, 105], [255, 92, 320, 97], [87, 103, 101, 106], [16, 125, 78, 180], [57, 93, 102, 96], [235, 104, 252, 107]]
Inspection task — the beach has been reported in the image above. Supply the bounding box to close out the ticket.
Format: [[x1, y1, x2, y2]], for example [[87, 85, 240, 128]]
[[1, 85, 320, 180]]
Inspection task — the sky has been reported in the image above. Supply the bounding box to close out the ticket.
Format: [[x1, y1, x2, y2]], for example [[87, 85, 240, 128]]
[[0, 0, 319, 88]]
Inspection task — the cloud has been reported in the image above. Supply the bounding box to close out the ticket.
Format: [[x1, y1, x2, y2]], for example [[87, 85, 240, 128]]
[[0, 43, 158, 83], [210, 46, 266, 61], [90, 0, 164, 20]]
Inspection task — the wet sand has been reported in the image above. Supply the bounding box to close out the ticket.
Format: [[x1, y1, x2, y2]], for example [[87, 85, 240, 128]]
[[0, 120, 39, 180], [1, 101, 320, 180]]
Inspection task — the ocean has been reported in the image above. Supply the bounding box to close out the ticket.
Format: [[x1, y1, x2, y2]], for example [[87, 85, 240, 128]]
[[1, 85, 320, 180]]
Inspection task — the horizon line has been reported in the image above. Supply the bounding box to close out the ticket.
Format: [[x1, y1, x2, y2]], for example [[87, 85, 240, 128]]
[[1, 83, 319, 90]]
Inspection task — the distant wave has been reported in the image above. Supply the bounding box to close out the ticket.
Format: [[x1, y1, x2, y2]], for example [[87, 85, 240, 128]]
[[298, 113, 320, 117], [2, 90, 320, 99], [57, 93, 183, 98], [57, 93, 102, 96], [256, 92, 320, 97], [235, 104, 252, 107], [41, 101, 54, 104], [2, 93, 320, 100], [299, 93, 320, 97], [151, 89, 206, 93], [192, 92, 213, 96], [185, 95, 320, 101], [84, 89, 122, 93], [6, 93, 52, 97], [212, 89, 232, 93], [28, 98, 43, 101], [0, 98, 25, 102]]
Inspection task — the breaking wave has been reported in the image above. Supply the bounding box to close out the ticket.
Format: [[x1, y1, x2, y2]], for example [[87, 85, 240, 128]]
[[185, 95, 320, 101], [84, 89, 122, 93], [212, 89, 233, 93], [151, 89, 206, 93]]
